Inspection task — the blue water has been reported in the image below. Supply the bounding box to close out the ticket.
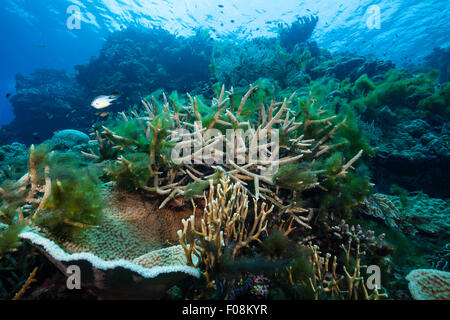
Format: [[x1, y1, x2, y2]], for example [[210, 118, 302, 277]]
[[0, 0, 449, 126]]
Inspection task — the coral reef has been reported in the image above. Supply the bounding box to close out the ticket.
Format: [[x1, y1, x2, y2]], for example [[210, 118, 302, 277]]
[[426, 243, 450, 271], [278, 15, 319, 51], [47, 130, 90, 151], [0, 143, 28, 184], [177, 177, 389, 300], [1, 160, 199, 298], [75, 28, 213, 109], [2, 69, 89, 144], [327, 55, 395, 82], [373, 122, 449, 198], [0, 22, 448, 301], [83, 82, 372, 229], [424, 47, 450, 83], [1, 28, 214, 146], [388, 192, 449, 239], [406, 269, 450, 300], [1, 25, 446, 202], [178, 176, 272, 298]]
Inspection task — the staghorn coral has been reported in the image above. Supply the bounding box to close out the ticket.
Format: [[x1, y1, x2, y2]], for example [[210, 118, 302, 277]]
[[11, 266, 38, 300], [176, 177, 388, 300], [285, 241, 389, 300], [84, 83, 369, 233], [0, 236, 45, 299], [273, 236, 389, 300], [177, 176, 272, 297], [406, 269, 450, 300]]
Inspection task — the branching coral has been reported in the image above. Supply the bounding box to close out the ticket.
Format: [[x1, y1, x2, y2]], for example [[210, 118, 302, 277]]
[[12, 266, 38, 300], [178, 176, 273, 296], [176, 176, 387, 300], [286, 241, 388, 300], [331, 220, 386, 252], [85, 83, 368, 233], [0, 79, 379, 299]]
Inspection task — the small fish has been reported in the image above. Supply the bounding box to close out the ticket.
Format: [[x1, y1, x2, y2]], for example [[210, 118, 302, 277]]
[[5, 93, 11, 99], [168, 197, 185, 208], [36, 44, 47, 49], [91, 93, 120, 109], [100, 112, 109, 117]]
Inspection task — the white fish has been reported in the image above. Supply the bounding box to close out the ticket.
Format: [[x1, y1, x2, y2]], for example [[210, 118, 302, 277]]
[[91, 94, 120, 109]]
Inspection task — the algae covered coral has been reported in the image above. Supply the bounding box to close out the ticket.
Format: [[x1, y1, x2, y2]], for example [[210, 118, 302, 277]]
[[1, 82, 382, 300], [0, 4, 449, 302]]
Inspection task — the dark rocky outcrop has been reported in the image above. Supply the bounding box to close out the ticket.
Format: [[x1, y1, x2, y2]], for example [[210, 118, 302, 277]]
[[1, 69, 90, 144], [372, 120, 450, 198]]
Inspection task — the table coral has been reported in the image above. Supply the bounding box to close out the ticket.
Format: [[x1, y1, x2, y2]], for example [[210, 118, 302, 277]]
[[20, 183, 199, 299]]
